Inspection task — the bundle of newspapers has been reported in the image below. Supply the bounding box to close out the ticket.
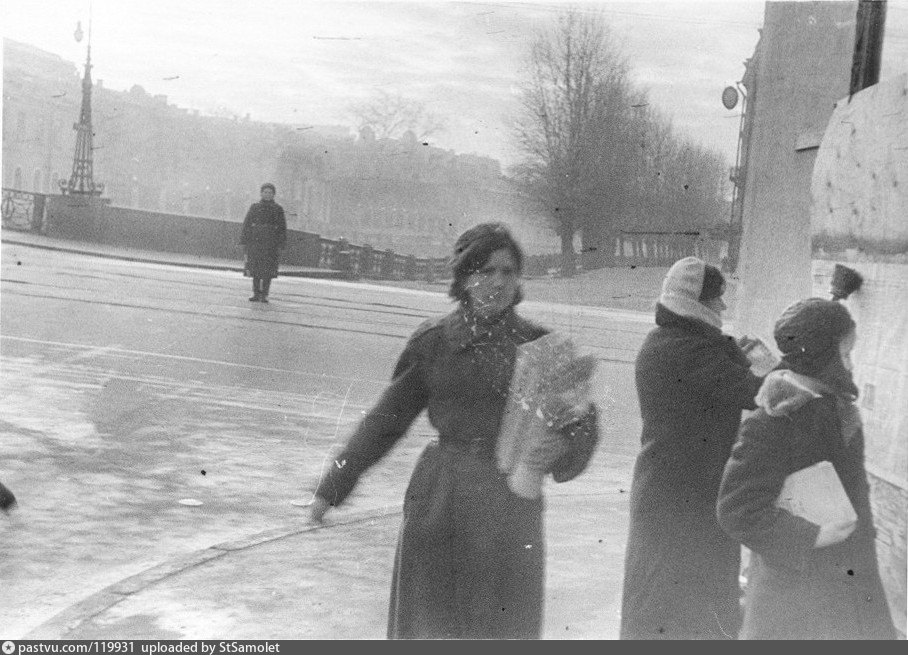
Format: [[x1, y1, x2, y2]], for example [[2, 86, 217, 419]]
[[496, 332, 597, 499]]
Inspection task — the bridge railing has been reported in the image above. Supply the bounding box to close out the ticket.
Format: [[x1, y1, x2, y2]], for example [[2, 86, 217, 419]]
[[10, 188, 725, 280], [1, 188, 47, 233]]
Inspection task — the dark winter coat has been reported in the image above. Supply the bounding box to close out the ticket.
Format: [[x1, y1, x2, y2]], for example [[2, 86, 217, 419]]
[[716, 376, 897, 640], [315, 306, 600, 639], [620, 304, 762, 640], [240, 200, 286, 279]]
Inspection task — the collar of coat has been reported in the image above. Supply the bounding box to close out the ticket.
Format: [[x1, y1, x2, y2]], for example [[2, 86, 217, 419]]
[[655, 303, 725, 339], [756, 369, 828, 417], [442, 304, 544, 352], [655, 303, 750, 368], [756, 368, 863, 444]]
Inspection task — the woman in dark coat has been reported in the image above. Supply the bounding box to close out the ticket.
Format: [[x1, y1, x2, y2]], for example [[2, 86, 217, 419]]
[[620, 257, 763, 640], [309, 223, 599, 639], [240, 182, 286, 303], [717, 298, 896, 640]]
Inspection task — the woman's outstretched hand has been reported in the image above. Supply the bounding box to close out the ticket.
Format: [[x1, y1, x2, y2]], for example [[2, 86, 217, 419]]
[[518, 397, 592, 472], [308, 496, 331, 525]]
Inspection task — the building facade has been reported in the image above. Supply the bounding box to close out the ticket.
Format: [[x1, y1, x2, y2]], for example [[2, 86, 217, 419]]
[[2, 38, 555, 258], [274, 127, 554, 256]]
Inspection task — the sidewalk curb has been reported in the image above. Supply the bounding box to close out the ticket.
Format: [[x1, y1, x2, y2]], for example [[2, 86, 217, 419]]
[[24, 505, 404, 640], [2, 237, 346, 280]]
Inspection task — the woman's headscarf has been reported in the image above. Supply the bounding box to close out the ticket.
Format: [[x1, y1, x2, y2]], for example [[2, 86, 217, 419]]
[[657, 256, 725, 329]]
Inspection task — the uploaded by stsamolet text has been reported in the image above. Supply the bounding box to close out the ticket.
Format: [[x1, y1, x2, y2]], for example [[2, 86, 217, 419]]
[[2, 643, 280, 655]]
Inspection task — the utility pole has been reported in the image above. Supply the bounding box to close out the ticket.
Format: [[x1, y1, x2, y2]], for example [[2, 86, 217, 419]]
[[850, 0, 887, 96]]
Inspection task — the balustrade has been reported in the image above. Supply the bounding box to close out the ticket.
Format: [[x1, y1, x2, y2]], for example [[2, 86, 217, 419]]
[[1, 188, 46, 232]]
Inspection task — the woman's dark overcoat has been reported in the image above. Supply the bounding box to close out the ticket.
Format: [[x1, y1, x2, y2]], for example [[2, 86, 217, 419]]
[[240, 200, 286, 279], [717, 382, 897, 640], [620, 304, 762, 640], [315, 306, 599, 639]]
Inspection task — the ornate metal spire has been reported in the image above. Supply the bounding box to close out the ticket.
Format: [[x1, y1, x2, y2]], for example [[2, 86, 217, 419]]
[[64, 16, 103, 196]]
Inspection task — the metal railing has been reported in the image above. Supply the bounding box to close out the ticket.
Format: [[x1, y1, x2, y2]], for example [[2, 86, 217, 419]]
[[318, 236, 450, 282], [0, 188, 588, 282], [1, 188, 46, 233]]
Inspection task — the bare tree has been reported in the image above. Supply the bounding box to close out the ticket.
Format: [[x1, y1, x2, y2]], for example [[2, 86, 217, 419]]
[[515, 8, 629, 275], [574, 67, 640, 267], [516, 8, 731, 271], [348, 89, 445, 140]]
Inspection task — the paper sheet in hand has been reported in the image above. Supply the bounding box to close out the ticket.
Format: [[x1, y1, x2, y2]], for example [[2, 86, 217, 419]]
[[742, 337, 779, 377], [496, 333, 596, 497], [775, 460, 857, 527]]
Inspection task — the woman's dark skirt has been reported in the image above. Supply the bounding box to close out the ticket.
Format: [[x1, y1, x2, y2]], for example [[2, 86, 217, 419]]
[[387, 440, 546, 639]]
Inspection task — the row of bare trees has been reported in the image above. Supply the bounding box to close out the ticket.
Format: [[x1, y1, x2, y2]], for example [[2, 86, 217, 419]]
[[514, 8, 729, 274], [348, 89, 445, 141]]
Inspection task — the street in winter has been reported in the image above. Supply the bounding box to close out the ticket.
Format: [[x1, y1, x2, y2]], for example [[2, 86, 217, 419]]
[[0, 239, 649, 638], [3, 0, 907, 642]]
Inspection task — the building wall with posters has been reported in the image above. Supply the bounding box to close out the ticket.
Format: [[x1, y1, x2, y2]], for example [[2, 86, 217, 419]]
[[735, 3, 907, 631], [809, 75, 908, 630]]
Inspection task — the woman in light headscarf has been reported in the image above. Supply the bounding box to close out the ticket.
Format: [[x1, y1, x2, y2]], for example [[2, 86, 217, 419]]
[[309, 223, 599, 639], [717, 298, 896, 639], [620, 256, 762, 640]]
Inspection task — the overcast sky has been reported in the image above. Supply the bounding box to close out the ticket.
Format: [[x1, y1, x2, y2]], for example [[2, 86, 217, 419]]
[[4, 1, 908, 168]]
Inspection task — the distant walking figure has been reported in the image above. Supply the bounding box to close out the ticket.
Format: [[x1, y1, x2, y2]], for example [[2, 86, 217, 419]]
[[240, 183, 286, 303], [717, 298, 896, 640], [309, 223, 600, 639], [620, 257, 763, 640]]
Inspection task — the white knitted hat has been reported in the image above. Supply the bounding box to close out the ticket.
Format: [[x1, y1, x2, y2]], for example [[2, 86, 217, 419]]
[[658, 256, 722, 328]]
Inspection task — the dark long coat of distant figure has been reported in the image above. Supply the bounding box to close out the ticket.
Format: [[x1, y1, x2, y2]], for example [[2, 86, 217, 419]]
[[315, 307, 599, 639], [717, 385, 897, 640], [620, 304, 761, 640], [240, 199, 286, 279]]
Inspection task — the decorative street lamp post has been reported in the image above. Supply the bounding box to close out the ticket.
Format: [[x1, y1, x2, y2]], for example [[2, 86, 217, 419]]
[[720, 79, 748, 273], [61, 17, 104, 197]]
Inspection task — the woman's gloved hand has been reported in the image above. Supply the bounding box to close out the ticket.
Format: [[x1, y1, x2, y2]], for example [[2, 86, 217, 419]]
[[522, 429, 569, 472], [308, 496, 331, 525]]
